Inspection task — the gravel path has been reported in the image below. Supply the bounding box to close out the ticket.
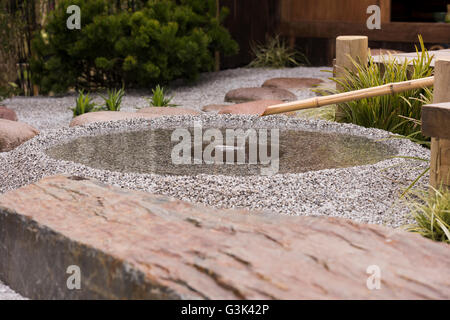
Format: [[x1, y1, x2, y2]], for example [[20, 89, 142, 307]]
[[0, 281, 27, 300], [2, 66, 331, 131]]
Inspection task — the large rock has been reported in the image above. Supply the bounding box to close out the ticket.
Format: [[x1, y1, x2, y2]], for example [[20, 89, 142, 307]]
[[69, 111, 160, 127], [0, 119, 39, 152], [262, 77, 324, 90], [201, 104, 229, 113], [136, 107, 200, 116], [0, 106, 18, 121], [0, 175, 449, 300], [218, 100, 284, 115], [225, 87, 296, 103]]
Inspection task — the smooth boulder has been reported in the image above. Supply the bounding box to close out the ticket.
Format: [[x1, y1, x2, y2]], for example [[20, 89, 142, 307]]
[[136, 107, 200, 116], [225, 87, 296, 103], [0, 119, 39, 152], [262, 77, 324, 90], [201, 104, 229, 113], [218, 100, 284, 115], [0, 106, 18, 121], [69, 111, 160, 127]]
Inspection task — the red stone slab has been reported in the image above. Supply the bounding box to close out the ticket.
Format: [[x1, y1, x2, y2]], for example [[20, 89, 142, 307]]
[[0, 175, 449, 299]]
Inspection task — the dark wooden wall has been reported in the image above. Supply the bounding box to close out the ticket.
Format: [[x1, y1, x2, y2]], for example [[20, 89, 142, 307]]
[[220, 0, 280, 69]]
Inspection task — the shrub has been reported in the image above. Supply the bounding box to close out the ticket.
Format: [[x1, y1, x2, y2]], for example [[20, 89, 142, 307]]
[[147, 85, 176, 107], [406, 187, 450, 243], [100, 87, 125, 111], [31, 0, 238, 94], [0, 82, 19, 103], [331, 37, 434, 138], [71, 90, 100, 117], [248, 35, 309, 68]]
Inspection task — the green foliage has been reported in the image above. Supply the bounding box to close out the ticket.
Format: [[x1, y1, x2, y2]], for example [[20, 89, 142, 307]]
[[0, 82, 19, 103], [71, 90, 100, 117], [147, 85, 176, 107], [405, 187, 450, 243], [331, 36, 433, 138], [99, 87, 125, 111], [31, 0, 238, 94], [248, 35, 309, 68]]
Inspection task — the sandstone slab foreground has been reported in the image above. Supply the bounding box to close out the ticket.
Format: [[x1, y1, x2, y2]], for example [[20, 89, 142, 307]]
[[0, 175, 449, 299]]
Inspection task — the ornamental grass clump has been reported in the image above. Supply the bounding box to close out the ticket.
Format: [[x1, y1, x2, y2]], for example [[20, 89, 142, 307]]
[[248, 35, 309, 68], [147, 85, 176, 107], [71, 90, 100, 117], [99, 87, 125, 111], [332, 36, 434, 139], [405, 187, 450, 244]]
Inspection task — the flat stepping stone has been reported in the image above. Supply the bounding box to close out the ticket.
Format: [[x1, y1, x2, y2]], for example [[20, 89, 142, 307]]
[[137, 107, 200, 116], [1, 175, 449, 299], [70, 111, 161, 127], [218, 100, 284, 115], [0, 119, 39, 152], [0, 106, 18, 121], [225, 87, 296, 103], [262, 77, 324, 90], [201, 104, 229, 113]]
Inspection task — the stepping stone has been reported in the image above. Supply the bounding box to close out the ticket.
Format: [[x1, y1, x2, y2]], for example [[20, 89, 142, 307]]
[[0, 106, 18, 121], [201, 104, 229, 113], [137, 107, 200, 116], [1, 175, 449, 299], [69, 111, 161, 127], [262, 77, 324, 90], [218, 100, 284, 115], [224, 87, 296, 103], [0, 119, 39, 152]]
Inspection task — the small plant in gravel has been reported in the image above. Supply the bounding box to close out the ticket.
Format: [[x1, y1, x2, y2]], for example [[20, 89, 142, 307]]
[[248, 35, 309, 68], [147, 85, 176, 107], [99, 87, 125, 111], [405, 187, 450, 243], [71, 90, 100, 117]]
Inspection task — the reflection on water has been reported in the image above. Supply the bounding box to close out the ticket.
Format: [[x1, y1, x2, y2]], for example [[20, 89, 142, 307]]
[[46, 128, 396, 176]]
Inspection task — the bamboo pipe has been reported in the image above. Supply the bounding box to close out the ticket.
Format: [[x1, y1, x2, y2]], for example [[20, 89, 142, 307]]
[[261, 76, 435, 116]]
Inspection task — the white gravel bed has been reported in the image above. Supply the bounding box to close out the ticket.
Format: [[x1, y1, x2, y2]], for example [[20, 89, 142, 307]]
[[0, 115, 430, 229], [0, 281, 27, 300], [2, 66, 331, 131]]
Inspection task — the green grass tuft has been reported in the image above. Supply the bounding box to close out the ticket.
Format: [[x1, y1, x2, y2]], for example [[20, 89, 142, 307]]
[[405, 186, 450, 243], [147, 85, 176, 107], [248, 35, 309, 68]]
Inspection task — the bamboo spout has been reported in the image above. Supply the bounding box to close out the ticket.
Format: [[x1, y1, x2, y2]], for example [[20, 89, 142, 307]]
[[261, 76, 435, 116]]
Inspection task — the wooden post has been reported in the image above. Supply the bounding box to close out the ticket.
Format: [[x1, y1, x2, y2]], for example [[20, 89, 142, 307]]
[[422, 59, 450, 189], [335, 36, 368, 120]]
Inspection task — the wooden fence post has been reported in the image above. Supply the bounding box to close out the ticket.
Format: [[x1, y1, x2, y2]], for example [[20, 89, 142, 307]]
[[335, 36, 368, 120], [422, 59, 450, 189]]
